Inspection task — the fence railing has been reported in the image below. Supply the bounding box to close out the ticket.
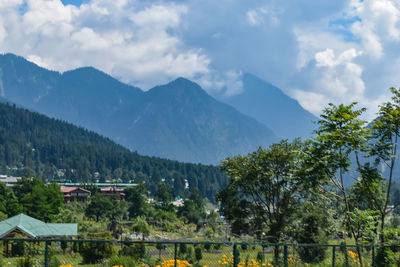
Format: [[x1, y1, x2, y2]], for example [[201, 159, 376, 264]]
[[0, 238, 397, 267]]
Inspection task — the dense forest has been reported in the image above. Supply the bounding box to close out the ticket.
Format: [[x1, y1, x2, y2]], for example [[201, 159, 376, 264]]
[[0, 102, 226, 200]]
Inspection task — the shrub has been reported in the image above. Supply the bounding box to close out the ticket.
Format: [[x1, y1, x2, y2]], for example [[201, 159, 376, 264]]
[[195, 247, 202, 262], [80, 233, 113, 264], [203, 243, 211, 251], [119, 243, 146, 260], [375, 247, 395, 267], [108, 255, 138, 267], [16, 257, 34, 267]]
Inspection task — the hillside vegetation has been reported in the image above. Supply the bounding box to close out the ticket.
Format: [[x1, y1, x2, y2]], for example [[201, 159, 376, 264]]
[[0, 102, 226, 199]]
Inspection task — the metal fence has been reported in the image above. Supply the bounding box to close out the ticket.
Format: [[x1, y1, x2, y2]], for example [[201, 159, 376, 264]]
[[0, 238, 397, 267]]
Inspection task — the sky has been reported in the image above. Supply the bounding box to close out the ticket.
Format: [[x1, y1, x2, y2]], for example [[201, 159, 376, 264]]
[[1, 0, 400, 120]]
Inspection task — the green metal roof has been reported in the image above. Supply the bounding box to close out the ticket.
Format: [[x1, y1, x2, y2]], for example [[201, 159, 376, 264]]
[[0, 214, 77, 238]]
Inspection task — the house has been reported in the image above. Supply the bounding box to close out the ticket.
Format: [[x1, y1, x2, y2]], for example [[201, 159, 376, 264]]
[[99, 186, 125, 200], [60, 186, 91, 203], [0, 214, 78, 256]]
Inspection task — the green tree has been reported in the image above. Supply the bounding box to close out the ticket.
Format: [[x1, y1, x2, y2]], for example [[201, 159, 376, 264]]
[[308, 103, 370, 266], [85, 194, 113, 222], [125, 182, 150, 218], [364, 87, 400, 243], [178, 188, 205, 226], [0, 182, 22, 217], [132, 216, 151, 241], [156, 182, 173, 211], [217, 140, 306, 244]]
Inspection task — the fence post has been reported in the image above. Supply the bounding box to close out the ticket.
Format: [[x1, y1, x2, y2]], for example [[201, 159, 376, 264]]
[[283, 245, 288, 267], [332, 246, 336, 267], [174, 243, 178, 267], [44, 241, 49, 267], [372, 245, 375, 267], [233, 244, 238, 267]]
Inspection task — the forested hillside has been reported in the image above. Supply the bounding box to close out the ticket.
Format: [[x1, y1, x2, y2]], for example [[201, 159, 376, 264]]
[[0, 103, 226, 200]]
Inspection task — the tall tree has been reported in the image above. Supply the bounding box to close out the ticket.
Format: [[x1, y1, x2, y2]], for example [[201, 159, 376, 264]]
[[217, 140, 305, 243], [309, 103, 370, 266]]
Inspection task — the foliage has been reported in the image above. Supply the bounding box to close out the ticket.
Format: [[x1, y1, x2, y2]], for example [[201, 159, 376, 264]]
[[0, 182, 22, 217], [119, 243, 147, 260], [107, 255, 138, 267], [132, 216, 151, 240], [125, 182, 151, 218], [80, 232, 113, 264], [84, 194, 113, 222], [11, 241, 25, 257], [16, 257, 34, 267], [375, 247, 395, 267], [13, 178, 63, 221], [217, 140, 305, 241], [295, 202, 329, 263], [178, 188, 206, 226], [194, 246, 203, 262]]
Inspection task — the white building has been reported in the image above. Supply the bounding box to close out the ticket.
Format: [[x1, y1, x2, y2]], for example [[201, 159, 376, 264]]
[[0, 175, 21, 187]]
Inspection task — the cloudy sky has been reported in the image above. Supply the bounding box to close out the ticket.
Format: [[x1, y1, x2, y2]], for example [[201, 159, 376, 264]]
[[1, 0, 400, 119]]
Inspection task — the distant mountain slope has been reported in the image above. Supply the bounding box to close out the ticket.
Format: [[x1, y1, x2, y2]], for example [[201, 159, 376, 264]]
[[0, 53, 277, 164], [0, 102, 226, 200], [122, 78, 277, 163], [218, 74, 317, 139]]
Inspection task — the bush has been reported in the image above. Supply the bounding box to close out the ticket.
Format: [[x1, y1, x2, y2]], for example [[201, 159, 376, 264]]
[[119, 243, 146, 260], [16, 257, 34, 267], [256, 251, 264, 263], [179, 243, 187, 255], [375, 247, 395, 267], [204, 243, 211, 251], [213, 244, 221, 251], [49, 255, 63, 267], [195, 247, 202, 262], [80, 233, 113, 264], [108, 255, 138, 267]]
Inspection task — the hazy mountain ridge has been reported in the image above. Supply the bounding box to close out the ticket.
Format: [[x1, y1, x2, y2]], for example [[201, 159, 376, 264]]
[[218, 73, 317, 139], [0, 53, 278, 164]]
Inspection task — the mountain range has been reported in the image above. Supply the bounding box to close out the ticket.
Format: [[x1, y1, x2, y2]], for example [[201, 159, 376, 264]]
[[0, 53, 315, 164]]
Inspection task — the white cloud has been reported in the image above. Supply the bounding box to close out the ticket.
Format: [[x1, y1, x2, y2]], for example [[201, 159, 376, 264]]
[[349, 0, 400, 59], [0, 0, 210, 89], [246, 6, 280, 27]]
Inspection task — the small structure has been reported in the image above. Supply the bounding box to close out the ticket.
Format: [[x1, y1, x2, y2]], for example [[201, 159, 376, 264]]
[[0, 214, 78, 256], [0, 175, 21, 187], [99, 186, 125, 200], [60, 186, 91, 203]]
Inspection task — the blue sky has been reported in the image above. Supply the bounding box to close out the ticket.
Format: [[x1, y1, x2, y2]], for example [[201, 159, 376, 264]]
[[1, 0, 400, 119]]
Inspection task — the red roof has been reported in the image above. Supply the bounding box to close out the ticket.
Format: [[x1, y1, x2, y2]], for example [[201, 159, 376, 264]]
[[60, 186, 90, 194]]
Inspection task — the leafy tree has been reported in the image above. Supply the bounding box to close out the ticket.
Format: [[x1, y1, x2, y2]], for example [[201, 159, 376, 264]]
[[295, 201, 331, 263], [132, 216, 151, 240], [14, 178, 63, 221], [156, 182, 174, 211], [80, 232, 113, 264], [217, 140, 305, 243], [178, 188, 205, 226], [308, 103, 370, 266], [125, 182, 151, 218], [0, 182, 22, 217], [85, 194, 113, 222], [364, 87, 400, 243]]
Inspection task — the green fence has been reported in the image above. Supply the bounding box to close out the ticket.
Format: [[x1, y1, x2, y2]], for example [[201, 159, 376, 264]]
[[0, 238, 397, 267]]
